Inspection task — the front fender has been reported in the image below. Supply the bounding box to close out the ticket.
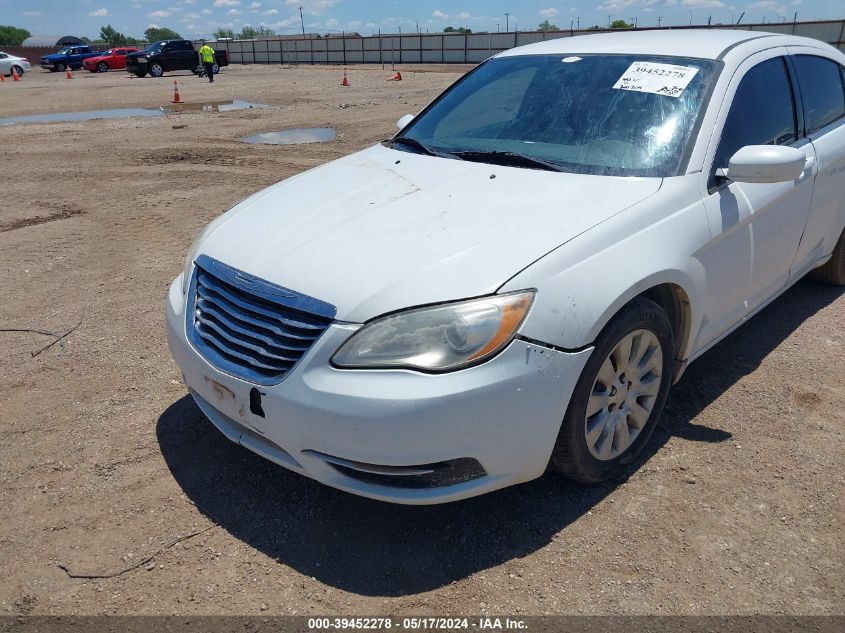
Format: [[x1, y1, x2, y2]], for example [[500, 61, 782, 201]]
[[501, 175, 709, 363]]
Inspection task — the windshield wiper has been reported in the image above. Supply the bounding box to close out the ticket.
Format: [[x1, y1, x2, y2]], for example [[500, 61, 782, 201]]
[[388, 137, 455, 159], [449, 150, 567, 172]]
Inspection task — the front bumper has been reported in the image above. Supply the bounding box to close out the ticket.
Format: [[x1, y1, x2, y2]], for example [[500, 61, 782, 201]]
[[166, 275, 592, 504]]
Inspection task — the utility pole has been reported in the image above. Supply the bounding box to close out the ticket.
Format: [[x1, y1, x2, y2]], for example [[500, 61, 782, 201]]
[[505, 13, 510, 31], [657, 16, 662, 27], [577, 17, 580, 30]]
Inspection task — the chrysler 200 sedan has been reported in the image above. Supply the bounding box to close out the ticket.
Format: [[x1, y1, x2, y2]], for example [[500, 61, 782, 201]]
[[167, 30, 845, 504]]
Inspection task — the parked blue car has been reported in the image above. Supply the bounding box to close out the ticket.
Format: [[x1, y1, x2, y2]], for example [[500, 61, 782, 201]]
[[40, 46, 99, 72]]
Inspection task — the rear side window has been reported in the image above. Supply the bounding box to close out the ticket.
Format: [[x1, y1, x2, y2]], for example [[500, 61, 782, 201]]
[[792, 55, 845, 133], [713, 57, 797, 171]]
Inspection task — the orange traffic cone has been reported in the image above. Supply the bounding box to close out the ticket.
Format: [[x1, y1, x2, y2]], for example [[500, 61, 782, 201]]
[[340, 67, 349, 87], [12, 67, 21, 81], [171, 80, 183, 104], [66, 66, 73, 79], [0, 72, 5, 82]]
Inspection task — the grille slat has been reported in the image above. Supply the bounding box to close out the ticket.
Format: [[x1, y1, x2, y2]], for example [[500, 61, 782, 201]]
[[187, 256, 334, 385], [196, 317, 301, 364], [197, 274, 327, 332], [196, 327, 293, 372], [197, 302, 313, 353], [196, 293, 322, 342]]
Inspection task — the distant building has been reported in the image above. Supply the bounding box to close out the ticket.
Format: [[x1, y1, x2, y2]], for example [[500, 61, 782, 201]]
[[21, 35, 85, 48]]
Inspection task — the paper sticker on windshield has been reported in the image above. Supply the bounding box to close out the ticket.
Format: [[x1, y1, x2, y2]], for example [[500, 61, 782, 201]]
[[612, 62, 699, 98]]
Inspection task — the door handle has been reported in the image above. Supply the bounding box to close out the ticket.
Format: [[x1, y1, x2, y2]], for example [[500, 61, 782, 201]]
[[804, 156, 816, 170]]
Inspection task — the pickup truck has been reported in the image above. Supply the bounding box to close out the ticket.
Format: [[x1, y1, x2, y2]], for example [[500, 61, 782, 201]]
[[39, 45, 100, 72], [125, 40, 229, 78]]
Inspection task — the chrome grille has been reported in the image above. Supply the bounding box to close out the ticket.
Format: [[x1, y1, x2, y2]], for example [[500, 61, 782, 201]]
[[187, 255, 335, 385]]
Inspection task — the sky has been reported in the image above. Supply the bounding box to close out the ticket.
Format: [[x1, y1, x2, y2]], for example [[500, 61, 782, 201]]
[[5, 0, 843, 41]]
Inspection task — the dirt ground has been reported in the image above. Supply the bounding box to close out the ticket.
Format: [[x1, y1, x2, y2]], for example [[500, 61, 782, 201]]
[[0, 63, 843, 617]]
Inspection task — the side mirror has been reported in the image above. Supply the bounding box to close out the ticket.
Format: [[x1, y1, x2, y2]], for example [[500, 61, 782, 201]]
[[396, 114, 414, 130], [719, 145, 806, 184]]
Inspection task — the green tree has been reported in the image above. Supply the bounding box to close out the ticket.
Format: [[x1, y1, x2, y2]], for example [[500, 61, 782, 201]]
[[213, 28, 236, 39], [610, 19, 634, 29], [538, 20, 558, 31], [144, 26, 182, 42], [0, 25, 31, 46], [239, 26, 258, 39], [443, 26, 471, 33], [99, 24, 129, 46]]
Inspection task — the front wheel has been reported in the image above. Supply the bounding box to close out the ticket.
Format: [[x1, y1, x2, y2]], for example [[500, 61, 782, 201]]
[[149, 63, 164, 78], [549, 296, 674, 483], [97, 62, 109, 73], [212, 63, 220, 74], [809, 228, 845, 286], [133, 71, 147, 78], [55, 62, 66, 72], [12, 65, 24, 76]]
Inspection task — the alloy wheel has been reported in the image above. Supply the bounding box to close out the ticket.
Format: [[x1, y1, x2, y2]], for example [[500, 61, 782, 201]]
[[585, 329, 663, 461]]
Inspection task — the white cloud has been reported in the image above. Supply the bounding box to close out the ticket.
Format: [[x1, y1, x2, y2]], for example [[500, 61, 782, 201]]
[[681, 0, 724, 6], [263, 8, 278, 15], [432, 10, 448, 19], [182, 0, 197, 4], [457, 11, 471, 19], [23, 10, 42, 16], [149, 10, 173, 19], [202, 8, 213, 15], [214, 0, 240, 6], [539, 8, 559, 18], [229, 8, 242, 16], [249, 1, 261, 7], [746, 0, 788, 11], [325, 17, 339, 28], [284, 0, 339, 14], [88, 7, 109, 16]]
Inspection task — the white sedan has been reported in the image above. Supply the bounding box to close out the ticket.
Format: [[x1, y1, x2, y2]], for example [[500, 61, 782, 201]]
[[167, 29, 845, 504], [0, 51, 31, 76]]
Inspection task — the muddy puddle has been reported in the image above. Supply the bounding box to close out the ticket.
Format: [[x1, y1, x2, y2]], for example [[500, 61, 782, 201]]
[[0, 100, 267, 125], [242, 127, 337, 145]]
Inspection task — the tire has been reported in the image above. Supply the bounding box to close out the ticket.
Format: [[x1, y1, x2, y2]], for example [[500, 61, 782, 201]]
[[809, 228, 845, 286], [212, 63, 220, 74], [549, 296, 675, 483], [149, 63, 164, 78], [12, 65, 23, 76], [55, 62, 66, 72], [133, 71, 147, 78], [97, 62, 108, 73]]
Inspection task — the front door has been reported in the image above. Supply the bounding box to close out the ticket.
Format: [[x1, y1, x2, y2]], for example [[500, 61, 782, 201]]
[[695, 51, 815, 350]]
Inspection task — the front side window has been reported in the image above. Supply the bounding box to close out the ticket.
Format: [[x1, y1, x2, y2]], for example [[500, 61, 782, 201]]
[[712, 57, 797, 173], [397, 54, 720, 177], [792, 55, 845, 133]]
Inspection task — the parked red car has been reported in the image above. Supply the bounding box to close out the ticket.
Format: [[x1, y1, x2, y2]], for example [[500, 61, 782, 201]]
[[84, 47, 140, 73]]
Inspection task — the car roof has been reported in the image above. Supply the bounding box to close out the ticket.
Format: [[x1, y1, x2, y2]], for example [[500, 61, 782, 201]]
[[497, 29, 829, 61]]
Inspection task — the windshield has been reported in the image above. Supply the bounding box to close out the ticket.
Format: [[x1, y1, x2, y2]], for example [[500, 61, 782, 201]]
[[57, 47, 72, 55], [397, 54, 720, 177], [145, 42, 166, 53]]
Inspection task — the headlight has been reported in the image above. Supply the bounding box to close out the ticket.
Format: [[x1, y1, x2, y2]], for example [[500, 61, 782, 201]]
[[332, 291, 535, 372]]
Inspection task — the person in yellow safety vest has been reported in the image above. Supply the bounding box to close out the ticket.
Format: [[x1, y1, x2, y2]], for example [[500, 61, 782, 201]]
[[198, 43, 216, 83]]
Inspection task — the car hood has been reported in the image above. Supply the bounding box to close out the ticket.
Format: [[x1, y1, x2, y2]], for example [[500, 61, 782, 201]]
[[198, 144, 662, 322], [85, 56, 107, 63]]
